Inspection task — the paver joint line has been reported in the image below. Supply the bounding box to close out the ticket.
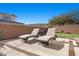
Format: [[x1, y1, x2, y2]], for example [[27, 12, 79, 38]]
[[5, 44, 39, 56]]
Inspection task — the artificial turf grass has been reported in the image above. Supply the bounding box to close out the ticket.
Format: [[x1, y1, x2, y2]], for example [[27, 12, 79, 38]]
[[56, 33, 79, 38]]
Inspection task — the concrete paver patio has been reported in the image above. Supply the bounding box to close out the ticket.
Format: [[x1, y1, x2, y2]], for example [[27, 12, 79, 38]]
[[0, 38, 79, 56]]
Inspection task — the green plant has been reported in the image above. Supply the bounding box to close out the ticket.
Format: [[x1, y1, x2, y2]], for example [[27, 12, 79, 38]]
[[61, 30, 64, 33]]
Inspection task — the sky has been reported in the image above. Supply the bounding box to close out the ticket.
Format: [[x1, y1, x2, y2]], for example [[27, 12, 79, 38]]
[[0, 3, 79, 24]]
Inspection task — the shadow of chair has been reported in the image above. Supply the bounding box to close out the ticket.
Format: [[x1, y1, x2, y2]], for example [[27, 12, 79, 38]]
[[43, 41, 64, 50], [23, 37, 38, 44], [0, 42, 7, 56], [0, 52, 6, 56]]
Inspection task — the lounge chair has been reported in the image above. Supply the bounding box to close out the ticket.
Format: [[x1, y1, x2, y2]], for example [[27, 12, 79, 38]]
[[19, 28, 39, 41], [36, 28, 56, 45]]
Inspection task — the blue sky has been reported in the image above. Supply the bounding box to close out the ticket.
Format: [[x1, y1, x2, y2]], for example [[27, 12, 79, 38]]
[[0, 3, 79, 24]]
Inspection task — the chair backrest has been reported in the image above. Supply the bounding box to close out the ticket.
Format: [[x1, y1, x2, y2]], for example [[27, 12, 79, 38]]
[[31, 28, 39, 35], [46, 28, 55, 37]]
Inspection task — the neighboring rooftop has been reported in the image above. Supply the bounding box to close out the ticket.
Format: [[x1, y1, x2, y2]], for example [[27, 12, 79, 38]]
[[0, 13, 16, 22], [0, 12, 16, 17], [0, 13, 25, 25], [0, 19, 24, 25]]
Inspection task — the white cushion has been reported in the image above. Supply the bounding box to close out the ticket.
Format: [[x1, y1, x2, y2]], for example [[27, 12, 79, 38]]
[[37, 36, 53, 42], [19, 34, 31, 39]]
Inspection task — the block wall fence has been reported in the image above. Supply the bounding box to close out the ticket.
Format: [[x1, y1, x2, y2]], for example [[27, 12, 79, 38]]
[[0, 24, 47, 40], [0, 24, 79, 40]]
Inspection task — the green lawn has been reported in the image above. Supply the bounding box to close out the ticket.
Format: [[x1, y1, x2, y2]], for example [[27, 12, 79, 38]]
[[56, 33, 79, 38]]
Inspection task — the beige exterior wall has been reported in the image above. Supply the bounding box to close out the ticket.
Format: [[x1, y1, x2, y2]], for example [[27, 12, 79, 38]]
[[10, 15, 16, 21], [0, 14, 4, 19]]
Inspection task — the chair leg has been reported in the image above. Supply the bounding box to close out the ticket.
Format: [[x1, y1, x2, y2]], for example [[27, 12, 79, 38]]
[[48, 39, 56, 45]]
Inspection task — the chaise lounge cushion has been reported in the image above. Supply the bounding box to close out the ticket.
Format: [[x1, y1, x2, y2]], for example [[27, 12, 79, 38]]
[[19, 34, 36, 39], [36, 36, 55, 42], [18, 28, 39, 39]]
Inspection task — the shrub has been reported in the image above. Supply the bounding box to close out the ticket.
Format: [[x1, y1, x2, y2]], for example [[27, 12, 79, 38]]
[[61, 30, 64, 33]]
